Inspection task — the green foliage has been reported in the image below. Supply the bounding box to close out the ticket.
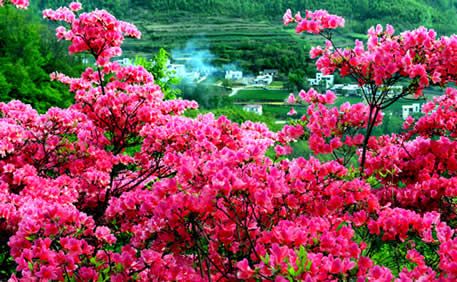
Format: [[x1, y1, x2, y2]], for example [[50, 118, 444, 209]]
[[262, 245, 312, 281], [30, 0, 457, 104], [0, 234, 15, 281], [372, 114, 405, 136], [135, 48, 181, 100], [126, 0, 457, 35], [221, 79, 233, 90], [203, 106, 282, 131], [211, 39, 311, 77], [0, 6, 84, 112], [286, 245, 312, 280], [265, 104, 303, 113], [284, 70, 309, 92], [180, 81, 231, 109]]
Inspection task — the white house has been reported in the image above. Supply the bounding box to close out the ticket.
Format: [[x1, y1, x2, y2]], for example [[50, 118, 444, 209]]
[[330, 84, 345, 95], [253, 74, 273, 86], [116, 58, 133, 66], [225, 71, 243, 80], [167, 64, 203, 81], [402, 104, 420, 120], [243, 104, 263, 115], [308, 72, 334, 89], [342, 84, 363, 96], [262, 69, 279, 78]]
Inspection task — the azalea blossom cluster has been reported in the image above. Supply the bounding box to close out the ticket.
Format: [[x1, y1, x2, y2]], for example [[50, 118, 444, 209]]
[[283, 9, 345, 34], [285, 7, 457, 174], [4, 2, 457, 281], [286, 9, 457, 95], [0, 0, 28, 9], [287, 88, 383, 161], [365, 90, 457, 219], [43, 3, 141, 65]]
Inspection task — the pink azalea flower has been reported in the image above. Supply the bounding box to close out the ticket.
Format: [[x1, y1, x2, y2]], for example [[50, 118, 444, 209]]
[[287, 107, 297, 116]]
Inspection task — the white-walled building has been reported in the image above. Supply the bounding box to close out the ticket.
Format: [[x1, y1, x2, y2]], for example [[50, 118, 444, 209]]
[[253, 74, 273, 86], [225, 71, 243, 80], [243, 104, 263, 115], [116, 58, 133, 66], [402, 104, 420, 120], [342, 84, 362, 96], [308, 72, 334, 89], [262, 69, 279, 78], [167, 64, 203, 81]]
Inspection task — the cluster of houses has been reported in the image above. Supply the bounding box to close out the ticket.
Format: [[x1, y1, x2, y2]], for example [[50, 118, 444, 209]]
[[242, 104, 263, 115], [225, 70, 243, 80], [224, 69, 280, 87], [308, 72, 335, 89], [307, 72, 364, 97], [240, 72, 421, 119], [243, 102, 421, 119], [112, 59, 422, 120], [307, 73, 371, 97]]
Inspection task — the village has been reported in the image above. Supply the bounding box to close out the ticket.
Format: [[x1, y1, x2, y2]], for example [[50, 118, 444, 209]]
[[220, 69, 421, 121], [116, 57, 423, 121]]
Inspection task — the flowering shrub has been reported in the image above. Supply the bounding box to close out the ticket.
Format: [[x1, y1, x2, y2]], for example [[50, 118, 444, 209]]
[[285, 7, 457, 173], [3, 2, 457, 281], [0, 0, 28, 9]]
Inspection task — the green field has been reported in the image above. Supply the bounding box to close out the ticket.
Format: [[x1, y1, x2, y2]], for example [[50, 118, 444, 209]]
[[334, 97, 365, 106], [231, 91, 429, 120], [231, 89, 290, 102], [269, 81, 284, 88]]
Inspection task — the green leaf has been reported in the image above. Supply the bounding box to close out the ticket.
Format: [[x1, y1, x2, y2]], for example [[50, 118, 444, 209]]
[[298, 245, 307, 259], [288, 265, 297, 276], [261, 253, 270, 264], [336, 222, 347, 232], [306, 260, 312, 271]]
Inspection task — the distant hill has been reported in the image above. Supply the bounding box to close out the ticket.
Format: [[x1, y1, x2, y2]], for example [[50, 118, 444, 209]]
[[33, 0, 457, 76], [126, 0, 457, 35]]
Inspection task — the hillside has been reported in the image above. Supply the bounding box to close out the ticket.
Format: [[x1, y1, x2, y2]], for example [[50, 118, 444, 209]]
[[123, 15, 312, 76], [32, 0, 457, 76], [127, 0, 457, 34]]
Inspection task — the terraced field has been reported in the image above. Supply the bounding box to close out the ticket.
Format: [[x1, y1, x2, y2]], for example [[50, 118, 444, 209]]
[[126, 19, 301, 48], [121, 12, 322, 74]]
